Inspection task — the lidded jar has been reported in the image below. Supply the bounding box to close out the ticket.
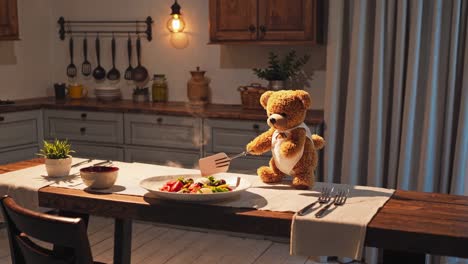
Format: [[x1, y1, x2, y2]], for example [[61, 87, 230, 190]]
[[187, 66, 210, 106], [152, 74, 168, 102]]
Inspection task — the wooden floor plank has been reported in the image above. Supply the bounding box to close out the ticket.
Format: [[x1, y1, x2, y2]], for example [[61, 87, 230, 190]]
[[164, 232, 226, 264], [253, 243, 308, 264]]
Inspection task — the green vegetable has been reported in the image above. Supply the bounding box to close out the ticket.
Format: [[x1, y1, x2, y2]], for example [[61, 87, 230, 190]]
[[37, 139, 74, 159]]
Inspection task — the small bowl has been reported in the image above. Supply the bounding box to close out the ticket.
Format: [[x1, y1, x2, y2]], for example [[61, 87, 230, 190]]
[[80, 166, 119, 189]]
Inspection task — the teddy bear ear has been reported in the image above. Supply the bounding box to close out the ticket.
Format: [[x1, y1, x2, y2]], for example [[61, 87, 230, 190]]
[[295, 90, 311, 109], [260, 91, 274, 109]]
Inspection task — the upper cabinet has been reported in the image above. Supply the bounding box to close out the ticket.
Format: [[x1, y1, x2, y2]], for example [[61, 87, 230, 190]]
[[209, 0, 322, 45], [0, 0, 19, 40]]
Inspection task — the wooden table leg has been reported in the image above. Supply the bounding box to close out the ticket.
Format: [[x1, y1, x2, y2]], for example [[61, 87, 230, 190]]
[[114, 218, 132, 264], [382, 249, 425, 264]]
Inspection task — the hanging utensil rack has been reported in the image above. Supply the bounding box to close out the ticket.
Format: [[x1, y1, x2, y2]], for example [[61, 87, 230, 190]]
[[58, 16, 154, 41]]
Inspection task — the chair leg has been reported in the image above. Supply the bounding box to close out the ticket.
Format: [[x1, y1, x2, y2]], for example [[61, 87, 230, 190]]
[[114, 218, 132, 264]]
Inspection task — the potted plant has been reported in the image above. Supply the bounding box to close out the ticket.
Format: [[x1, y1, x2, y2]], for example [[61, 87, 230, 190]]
[[37, 139, 75, 177], [253, 51, 310, 90], [132, 87, 150, 103]]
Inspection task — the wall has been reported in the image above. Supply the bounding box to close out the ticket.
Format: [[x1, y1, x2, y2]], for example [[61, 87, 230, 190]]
[[2, 0, 326, 109], [0, 0, 53, 100]]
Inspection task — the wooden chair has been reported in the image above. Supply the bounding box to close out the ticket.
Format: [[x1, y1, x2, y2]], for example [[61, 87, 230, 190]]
[[0, 195, 104, 264]]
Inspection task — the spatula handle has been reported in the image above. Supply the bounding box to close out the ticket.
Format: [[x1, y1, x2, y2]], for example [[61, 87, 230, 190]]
[[229, 151, 248, 160]]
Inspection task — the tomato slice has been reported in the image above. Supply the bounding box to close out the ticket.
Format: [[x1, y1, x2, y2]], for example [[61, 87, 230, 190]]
[[170, 181, 184, 192]]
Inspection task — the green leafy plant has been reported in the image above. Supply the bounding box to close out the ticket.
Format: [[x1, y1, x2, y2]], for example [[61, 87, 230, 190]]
[[133, 87, 149, 95], [37, 139, 74, 159], [253, 51, 310, 81]]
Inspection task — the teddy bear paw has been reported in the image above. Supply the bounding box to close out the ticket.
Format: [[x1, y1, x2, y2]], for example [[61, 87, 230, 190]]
[[292, 177, 311, 190], [258, 166, 283, 183]]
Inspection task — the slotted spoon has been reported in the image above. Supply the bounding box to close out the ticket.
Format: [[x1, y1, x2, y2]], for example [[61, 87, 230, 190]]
[[66, 36, 77, 78], [199, 151, 249, 176], [81, 35, 92, 76]]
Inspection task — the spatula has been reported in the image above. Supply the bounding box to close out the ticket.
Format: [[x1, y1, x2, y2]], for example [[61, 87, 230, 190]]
[[199, 151, 248, 176]]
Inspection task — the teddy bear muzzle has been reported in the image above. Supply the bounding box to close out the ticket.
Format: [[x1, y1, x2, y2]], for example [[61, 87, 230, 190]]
[[267, 113, 287, 129]]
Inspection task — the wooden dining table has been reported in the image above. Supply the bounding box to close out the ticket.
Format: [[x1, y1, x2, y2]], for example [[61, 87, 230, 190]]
[[1, 159, 467, 264]]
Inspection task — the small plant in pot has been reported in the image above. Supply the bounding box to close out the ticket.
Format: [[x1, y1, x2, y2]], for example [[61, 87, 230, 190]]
[[37, 139, 75, 177], [253, 51, 310, 90], [132, 87, 150, 103]]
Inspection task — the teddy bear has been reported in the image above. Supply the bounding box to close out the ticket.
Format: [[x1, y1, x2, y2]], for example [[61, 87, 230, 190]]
[[246, 90, 325, 189]]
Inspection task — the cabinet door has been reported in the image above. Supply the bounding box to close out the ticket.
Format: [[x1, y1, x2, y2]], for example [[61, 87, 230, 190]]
[[258, 0, 316, 41], [209, 0, 258, 41], [125, 147, 199, 169], [0, 0, 19, 40], [0, 111, 41, 149], [73, 143, 124, 161]]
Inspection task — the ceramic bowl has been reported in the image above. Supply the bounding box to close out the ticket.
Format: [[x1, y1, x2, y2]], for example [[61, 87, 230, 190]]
[[80, 166, 119, 189]]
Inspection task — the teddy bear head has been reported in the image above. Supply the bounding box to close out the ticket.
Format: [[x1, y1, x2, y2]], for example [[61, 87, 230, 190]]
[[259, 90, 311, 131]]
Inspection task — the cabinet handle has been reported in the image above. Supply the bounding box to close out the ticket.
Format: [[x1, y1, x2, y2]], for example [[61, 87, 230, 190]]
[[80, 127, 86, 133], [253, 124, 260, 130], [81, 113, 87, 119], [0, 116, 4, 122], [248, 24, 256, 33], [156, 117, 163, 124]]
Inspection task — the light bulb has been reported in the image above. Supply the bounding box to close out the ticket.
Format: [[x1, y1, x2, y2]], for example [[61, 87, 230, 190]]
[[167, 14, 185, 33]]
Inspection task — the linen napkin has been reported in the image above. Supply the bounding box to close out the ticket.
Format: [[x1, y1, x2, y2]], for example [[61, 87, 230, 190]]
[[290, 182, 394, 260]]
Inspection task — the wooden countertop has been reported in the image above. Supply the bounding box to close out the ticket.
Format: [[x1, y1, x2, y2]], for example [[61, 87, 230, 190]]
[[1, 159, 468, 259], [0, 97, 324, 124]]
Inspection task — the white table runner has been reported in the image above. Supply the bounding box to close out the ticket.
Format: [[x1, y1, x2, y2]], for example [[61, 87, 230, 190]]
[[0, 159, 394, 259]]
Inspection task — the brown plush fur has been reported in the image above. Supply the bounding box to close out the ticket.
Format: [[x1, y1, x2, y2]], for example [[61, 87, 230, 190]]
[[246, 90, 325, 189]]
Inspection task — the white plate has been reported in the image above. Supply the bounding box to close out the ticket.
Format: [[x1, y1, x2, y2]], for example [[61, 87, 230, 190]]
[[140, 174, 251, 202]]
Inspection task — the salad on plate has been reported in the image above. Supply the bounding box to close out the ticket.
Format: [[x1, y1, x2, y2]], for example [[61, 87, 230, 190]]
[[160, 176, 233, 194]]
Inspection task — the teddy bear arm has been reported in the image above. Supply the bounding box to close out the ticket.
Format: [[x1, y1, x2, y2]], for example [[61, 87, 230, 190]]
[[280, 128, 307, 158], [246, 128, 274, 155]]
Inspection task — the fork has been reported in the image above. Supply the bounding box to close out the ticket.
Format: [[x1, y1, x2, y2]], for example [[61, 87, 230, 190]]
[[297, 186, 334, 216], [315, 188, 350, 218]]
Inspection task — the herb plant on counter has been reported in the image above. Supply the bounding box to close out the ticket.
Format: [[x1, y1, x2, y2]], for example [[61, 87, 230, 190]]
[[253, 51, 310, 81]]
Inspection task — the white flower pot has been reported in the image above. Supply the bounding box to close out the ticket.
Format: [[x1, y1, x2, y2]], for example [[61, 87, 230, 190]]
[[45, 156, 72, 177]]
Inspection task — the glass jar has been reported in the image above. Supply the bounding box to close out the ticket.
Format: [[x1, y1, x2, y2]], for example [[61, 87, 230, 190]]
[[152, 74, 168, 102]]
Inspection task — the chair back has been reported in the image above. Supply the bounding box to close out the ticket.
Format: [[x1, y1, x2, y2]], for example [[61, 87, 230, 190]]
[[0, 196, 94, 264]]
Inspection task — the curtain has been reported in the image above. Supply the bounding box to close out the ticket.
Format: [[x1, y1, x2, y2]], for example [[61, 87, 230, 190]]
[[324, 0, 468, 263]]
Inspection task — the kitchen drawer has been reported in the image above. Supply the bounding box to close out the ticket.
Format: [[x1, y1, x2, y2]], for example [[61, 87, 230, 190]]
[[0, 146, 38, 165], [125, 146, 199, 169], [44, 110, 123, 144], [204, 119, 270, 155], [124, 113, 201, 150], [73, 143, 124, 161], [0, 110, 42, 149]]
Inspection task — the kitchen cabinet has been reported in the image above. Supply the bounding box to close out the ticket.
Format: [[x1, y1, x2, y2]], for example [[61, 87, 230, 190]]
[[73, 143, 124, 161], [44, 110, 124, 144], [0, 110, 43, 164], [209, 0, 322, 44], [204, 118, 322, 177], [0, 0, 19, 40], [124, 113, 202, 167]]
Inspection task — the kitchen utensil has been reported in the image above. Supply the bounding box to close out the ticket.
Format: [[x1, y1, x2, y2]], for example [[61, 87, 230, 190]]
[[80, 166, 119, 189], [124, 35, 133, 81], [66, 37, 77, 78], [199, 151, 248, 176], [315, 188, 349, 218], [81, 35, 92, 76], [107, 34, 121, 81], [139, 174, 251, 202], [71, 159, 93, 168], [132, 35, 148, 83], [92, 35, 106, 80], [297, 186, 334, 216], [93, 160, 113, 166]]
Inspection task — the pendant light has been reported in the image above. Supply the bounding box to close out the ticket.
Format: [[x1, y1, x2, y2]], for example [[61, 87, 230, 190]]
[[167, 0, 185, 33]]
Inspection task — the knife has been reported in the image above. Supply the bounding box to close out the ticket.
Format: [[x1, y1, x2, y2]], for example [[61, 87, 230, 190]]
[[71, 159, 93, 168]]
